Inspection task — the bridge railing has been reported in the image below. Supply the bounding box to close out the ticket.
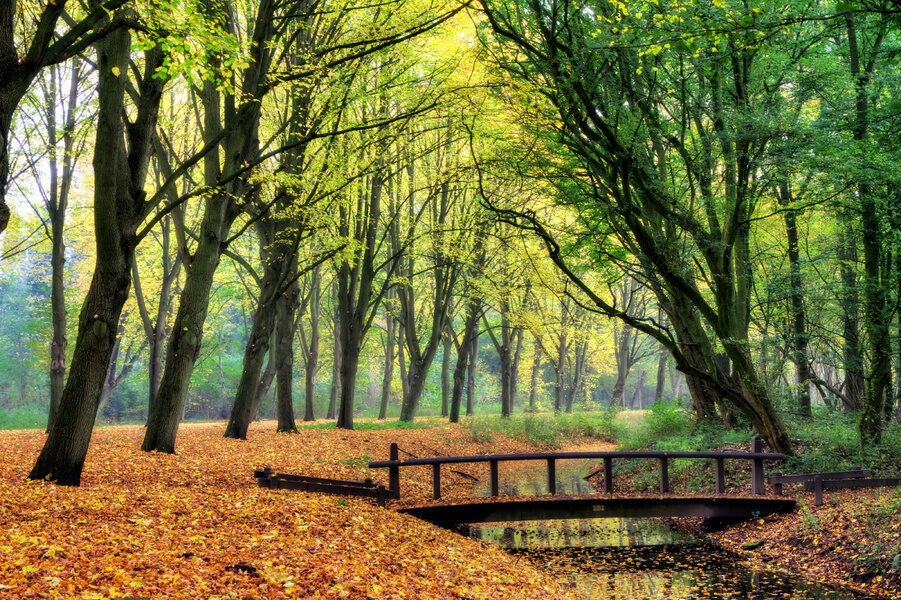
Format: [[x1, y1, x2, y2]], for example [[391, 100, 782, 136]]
[[368, 436, 786, 501]]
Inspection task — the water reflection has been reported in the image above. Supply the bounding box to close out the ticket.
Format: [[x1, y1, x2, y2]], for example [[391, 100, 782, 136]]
[[470, 518, 692, 549], [466, 455, 864, 599], [514, 544, 862, 599]]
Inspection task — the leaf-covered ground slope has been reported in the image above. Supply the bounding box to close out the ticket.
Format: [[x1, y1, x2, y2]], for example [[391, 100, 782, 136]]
[[0, 422, 578, 600], [703, 486, 901, 599]]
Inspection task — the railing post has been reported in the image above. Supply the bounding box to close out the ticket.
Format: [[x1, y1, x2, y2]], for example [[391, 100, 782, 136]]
[[490, 460, 499, 497], [659, 457, 669, 493], [814, 475, 824, 506], [751, 435, 765, 495], [603, 457, 613, 493], [771, 472, 783, 496], [389, 443, 400, 500], [547, 458, 557, 495], [715, 458, 726, 494], [432, 463, 441, 500]]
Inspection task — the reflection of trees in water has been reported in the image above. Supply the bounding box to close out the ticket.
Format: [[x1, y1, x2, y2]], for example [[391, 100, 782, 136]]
[[511, 545, 857, 599], [471, 518, 687, 549]]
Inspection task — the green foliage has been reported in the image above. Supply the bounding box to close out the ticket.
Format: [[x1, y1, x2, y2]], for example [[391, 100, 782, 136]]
[[298, 419, 432, 431], [617, 401, 694, 450], [0, 407, 47, 430], [339, 454, 372, 467], [798, 501, 822, 534], [784, 408, 901, 476], [461, 411, 617, 449]]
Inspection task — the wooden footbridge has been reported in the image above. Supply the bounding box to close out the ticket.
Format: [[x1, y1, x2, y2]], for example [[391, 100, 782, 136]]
[[366, 436, 797, 528]]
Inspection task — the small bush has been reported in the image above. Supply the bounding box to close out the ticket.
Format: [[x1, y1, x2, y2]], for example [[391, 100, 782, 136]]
[[618, 400, 692, 450]]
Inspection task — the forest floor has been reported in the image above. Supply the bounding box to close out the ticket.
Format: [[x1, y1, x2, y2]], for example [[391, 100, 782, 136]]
[[1, 420, 898, 599], [0, 420, 579, 600], [693, 486, 901, 599]]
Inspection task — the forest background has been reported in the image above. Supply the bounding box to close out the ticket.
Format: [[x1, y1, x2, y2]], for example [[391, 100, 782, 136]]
[[1, 0, 900, 484]]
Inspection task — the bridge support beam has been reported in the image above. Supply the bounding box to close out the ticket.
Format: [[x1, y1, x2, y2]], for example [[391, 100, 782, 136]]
[[400, 497, 797, 530]]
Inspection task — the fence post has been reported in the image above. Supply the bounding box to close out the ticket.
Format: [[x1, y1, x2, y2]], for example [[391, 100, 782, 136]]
[[432, 463, 441, 500], [603, 457, 613, 493], [490, 460, 499, 497], [659, 457, 669, 493], [751, 435, 765, 495], [771, 473, 783, 496], [715, 458, 726, 494], [389, 443, 400, 500], [547, 458, 557, 495], [814, 475, 824, 506]]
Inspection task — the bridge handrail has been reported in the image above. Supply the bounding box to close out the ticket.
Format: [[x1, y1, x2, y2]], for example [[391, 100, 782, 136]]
[[367, 450, 785, 468], [368, 436, 784, 501]]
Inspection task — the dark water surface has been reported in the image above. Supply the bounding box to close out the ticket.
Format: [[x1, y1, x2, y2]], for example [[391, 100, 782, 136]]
[[469, 519, 870, 599], [467, 454, 870, 599]]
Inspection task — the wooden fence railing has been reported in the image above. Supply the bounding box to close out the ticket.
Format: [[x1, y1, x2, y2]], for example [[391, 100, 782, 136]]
[[368, 436, 786, 501]]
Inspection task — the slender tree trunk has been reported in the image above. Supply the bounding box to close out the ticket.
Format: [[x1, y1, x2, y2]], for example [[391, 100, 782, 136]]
[[450, 299, 480, 423], [466, 330, 478, 416], [654, 347, 667, 402], [845, 13, 890, 444], [144, 194, 238, 451], [378, 308, 396, 420], [839, 209, 865, 410], [275, 277, 300, 433], [327, 319, 341, 420], [529, 340, 541, 412], [301, 267, 320, 423], [441, 329, 452, 417]]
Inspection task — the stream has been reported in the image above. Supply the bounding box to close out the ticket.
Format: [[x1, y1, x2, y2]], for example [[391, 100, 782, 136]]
[[465, 452, 871, 599]]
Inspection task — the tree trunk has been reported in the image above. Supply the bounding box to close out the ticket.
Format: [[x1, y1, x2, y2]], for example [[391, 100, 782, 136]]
[[778, 180, 812, 417], [450, 299, 481, 423], [529, 340, 541, 412], [441, 328, 452, 417], [275, 277, 300, 433], [378, 307, 396, 420], [845, 13, 890, 445], [327, 312, 341, 420], [466, 330, 479, 416], [143, 193, 238, 451], [30, 32, 164, 484], [654, 347, 667, 402], [41, 60, 83, 432], [301, 267, 320, 423]]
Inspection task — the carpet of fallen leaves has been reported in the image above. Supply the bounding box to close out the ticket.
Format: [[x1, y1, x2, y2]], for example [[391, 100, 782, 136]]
[[0, 420, 580, 600], [695, 486, 901, 600]]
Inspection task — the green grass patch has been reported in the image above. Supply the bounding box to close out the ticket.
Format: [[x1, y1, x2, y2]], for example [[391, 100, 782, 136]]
[[461, 410, 618, 449], [296, 418, 434, 431], [0, 407, 47, 430]]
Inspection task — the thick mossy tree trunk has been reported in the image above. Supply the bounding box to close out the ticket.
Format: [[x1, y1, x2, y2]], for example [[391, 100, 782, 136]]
[[846, 12, 891, 445], [30, 29, 164, 484]]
